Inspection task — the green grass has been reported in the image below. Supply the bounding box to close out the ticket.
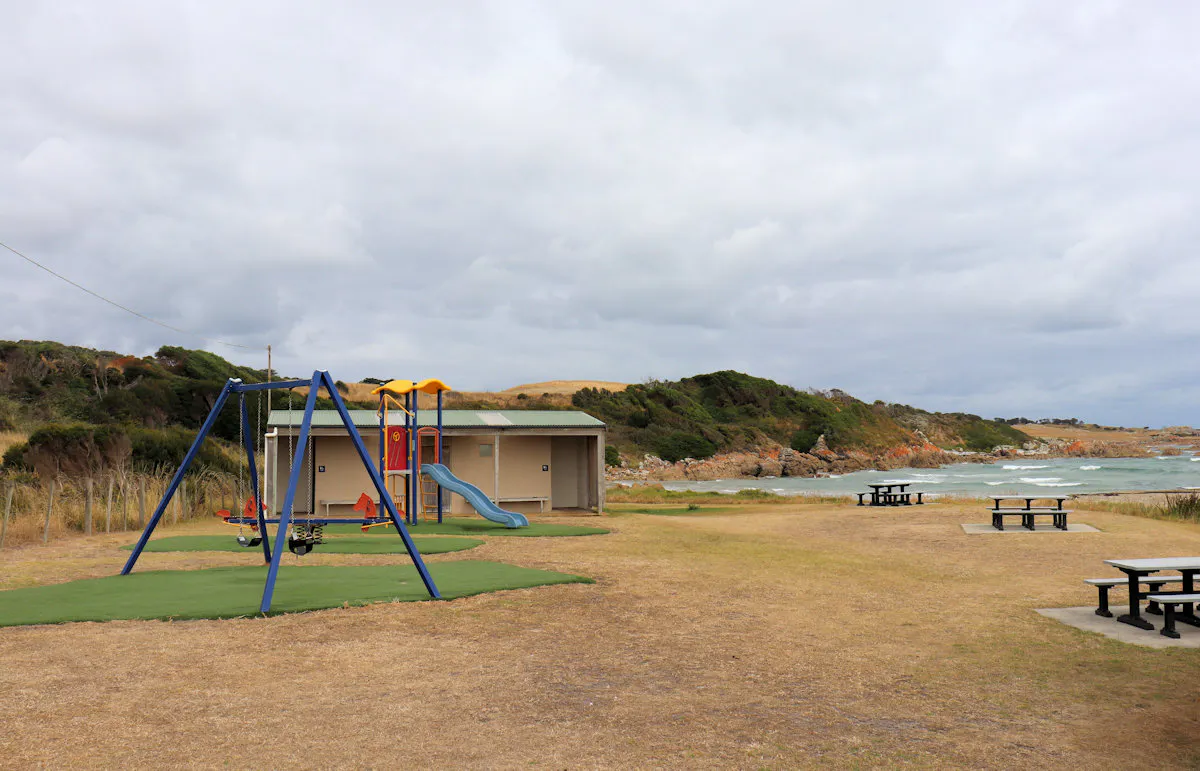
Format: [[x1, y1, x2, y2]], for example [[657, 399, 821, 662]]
[[323, 518, 609, 537], [122, 535, 484, 554], [0, 562, 592, 626], [606, 484, 848, 505], [611, 505, 736, 516]]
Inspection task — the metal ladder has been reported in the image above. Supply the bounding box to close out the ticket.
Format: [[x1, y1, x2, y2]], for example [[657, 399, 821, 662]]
[[420, 474, 440, 518]]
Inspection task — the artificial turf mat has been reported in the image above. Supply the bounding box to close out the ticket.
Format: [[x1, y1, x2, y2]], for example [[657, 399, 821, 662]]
[[324, 517, 609, 537], [0, 562, 591, 626], [122, 535, 483, 554]]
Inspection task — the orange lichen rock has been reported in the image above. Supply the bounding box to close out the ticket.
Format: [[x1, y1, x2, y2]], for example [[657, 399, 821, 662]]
[[1064, 440, 1086, 455]]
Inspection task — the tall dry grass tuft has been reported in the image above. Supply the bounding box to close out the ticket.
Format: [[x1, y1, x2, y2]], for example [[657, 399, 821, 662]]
[[0, 468, 243, 549], [0, 431, 27, 459]]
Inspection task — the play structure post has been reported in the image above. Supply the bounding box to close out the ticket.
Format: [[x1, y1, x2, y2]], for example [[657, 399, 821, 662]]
[[260, 374, 320, 612], [240, 394, 271, 563], [436, 389, 444, 522], [123, 380, 235, 574], [377, 393, 385, 505], [321, 371, 440, 599], [406, 391, 415, 525]]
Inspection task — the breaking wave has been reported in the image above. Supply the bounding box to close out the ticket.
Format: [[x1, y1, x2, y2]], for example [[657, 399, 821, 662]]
[[1002, 464, 1049, 470]]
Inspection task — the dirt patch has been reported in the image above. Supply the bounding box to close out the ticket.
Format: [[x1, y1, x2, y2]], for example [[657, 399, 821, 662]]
[[0, 504, 1198, 767]]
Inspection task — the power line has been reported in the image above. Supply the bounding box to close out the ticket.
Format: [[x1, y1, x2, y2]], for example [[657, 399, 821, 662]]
[[2, 239, 265, 351]]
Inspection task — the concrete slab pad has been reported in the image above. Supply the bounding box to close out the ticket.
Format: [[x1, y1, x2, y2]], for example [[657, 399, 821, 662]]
[[1037, 606, 1200, 648], [960, 523, 1100, 534]]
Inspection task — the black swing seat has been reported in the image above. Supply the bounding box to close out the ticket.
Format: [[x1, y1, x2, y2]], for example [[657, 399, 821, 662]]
[[288, 534, 316, 555], [236, 535, 262, 548]]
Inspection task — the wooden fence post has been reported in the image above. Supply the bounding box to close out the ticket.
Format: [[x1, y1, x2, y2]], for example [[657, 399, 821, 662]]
[[1, 484, 13, 550], [85, 478, 94, 536], [105, 476, 114, 533], [138, 479, 146, 528], [43, 480, 56, 545]]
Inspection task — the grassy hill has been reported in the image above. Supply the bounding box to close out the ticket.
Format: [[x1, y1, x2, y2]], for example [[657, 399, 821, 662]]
[[571, 371, 1030, 462], [0, 340, 366, 476], [0, 341, 1029, 476]]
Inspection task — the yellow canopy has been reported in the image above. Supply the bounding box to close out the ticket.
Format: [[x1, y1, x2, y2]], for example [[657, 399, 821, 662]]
[[370, 378, 452, 397]]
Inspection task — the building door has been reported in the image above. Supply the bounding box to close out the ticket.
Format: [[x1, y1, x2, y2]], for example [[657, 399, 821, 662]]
[[551, 436, 582, 509]]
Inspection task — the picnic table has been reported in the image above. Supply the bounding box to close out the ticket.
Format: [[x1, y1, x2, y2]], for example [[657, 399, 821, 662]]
[[989, 494, 1072, 531], [857, 483, 924, 507], [1103, 556, 1200, 631]]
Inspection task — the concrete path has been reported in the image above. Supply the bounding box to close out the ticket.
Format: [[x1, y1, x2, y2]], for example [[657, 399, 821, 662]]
[[961, 523, 1100, 534], [1037, 606, 1200, 648]]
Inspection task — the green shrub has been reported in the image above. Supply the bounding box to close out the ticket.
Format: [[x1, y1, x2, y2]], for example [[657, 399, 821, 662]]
[[1162, 493, 1200, 522], [655, 432, 717, 463], [789, 427, 823, 452], [604, 445, 620, 467]]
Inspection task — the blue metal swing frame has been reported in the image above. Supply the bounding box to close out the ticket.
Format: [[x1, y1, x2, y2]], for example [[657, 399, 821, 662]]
[[121, 370, 441, 612]]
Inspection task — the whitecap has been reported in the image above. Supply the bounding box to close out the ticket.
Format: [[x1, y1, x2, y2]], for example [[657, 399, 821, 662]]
[[1190, 457, 1200, 462], [1003, 464, 1049, 470], [1033, 481, 1083, 487], [985, 481, 1007, 486], [1079, 465, 1101, 471], [1019, 477, 1063, 483]]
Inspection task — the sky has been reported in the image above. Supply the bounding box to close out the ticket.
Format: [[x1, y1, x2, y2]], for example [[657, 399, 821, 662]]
[[3, 1, 1200, 427]]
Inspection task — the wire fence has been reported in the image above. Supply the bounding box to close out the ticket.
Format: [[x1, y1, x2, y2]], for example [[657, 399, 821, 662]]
[[0, 468, 248, 550]]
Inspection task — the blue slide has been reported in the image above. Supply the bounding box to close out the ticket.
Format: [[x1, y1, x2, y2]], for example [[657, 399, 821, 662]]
[[420, 463, 529, 528]]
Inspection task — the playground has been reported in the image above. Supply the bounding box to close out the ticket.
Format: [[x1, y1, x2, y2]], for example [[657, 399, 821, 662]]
[[1, 498, 1199, 767]]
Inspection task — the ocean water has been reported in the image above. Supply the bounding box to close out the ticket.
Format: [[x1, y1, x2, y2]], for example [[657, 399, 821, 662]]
[[631, 453, 1200, 498]]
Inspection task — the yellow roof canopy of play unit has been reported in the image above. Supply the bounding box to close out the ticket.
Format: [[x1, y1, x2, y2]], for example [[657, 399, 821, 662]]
[[369, 378, 451, 397]]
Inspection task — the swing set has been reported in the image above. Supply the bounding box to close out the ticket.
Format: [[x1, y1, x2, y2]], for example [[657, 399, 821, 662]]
[[121, 370, 441, 612]]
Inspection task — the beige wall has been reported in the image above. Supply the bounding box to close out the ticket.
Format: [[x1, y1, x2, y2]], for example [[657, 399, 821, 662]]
[[498, 435, 552, 499], [274, 433, 386, 516], [444, 435, 495, 514], [441, 434, 552, 515]]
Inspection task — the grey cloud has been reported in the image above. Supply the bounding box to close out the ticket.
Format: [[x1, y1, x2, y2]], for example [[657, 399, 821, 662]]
[[3, 1, 1200, 426]]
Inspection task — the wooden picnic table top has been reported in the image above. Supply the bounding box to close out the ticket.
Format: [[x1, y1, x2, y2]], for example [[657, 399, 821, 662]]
[[866, 482, 910, 490], [1105, 557, 1200, 572]]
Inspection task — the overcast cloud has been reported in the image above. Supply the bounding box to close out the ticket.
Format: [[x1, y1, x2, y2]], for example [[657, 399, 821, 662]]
[[3, 1, 1199, 426]]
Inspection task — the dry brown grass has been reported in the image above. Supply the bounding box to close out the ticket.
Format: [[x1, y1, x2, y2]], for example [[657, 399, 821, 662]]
[[0, 472, 242, 549], [498, 380, 629, 395], [0, 431, 27, 459], [0, 502, 1198, 768], [294, 380, 628, 409], [1016, 423, 1149, 443]]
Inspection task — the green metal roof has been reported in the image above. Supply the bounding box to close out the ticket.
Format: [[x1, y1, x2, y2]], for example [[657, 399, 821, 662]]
[[267, 409, 605, 430]]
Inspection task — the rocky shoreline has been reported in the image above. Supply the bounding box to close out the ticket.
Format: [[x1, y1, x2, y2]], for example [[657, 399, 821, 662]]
[[606, 434, 1149, 483]]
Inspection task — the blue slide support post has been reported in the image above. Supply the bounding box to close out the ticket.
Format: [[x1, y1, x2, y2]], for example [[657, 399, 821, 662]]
[[259, 373, 320, 613], [122, 379, 236, 574], [239, 394, 271, 563], [321, 371, 440, 598]]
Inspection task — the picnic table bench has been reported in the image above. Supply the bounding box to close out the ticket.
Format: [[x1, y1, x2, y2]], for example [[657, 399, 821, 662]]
[[989, 494, 1072, 530], [857, 483, 924, 507], [1103, 556, 1200, 632]]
